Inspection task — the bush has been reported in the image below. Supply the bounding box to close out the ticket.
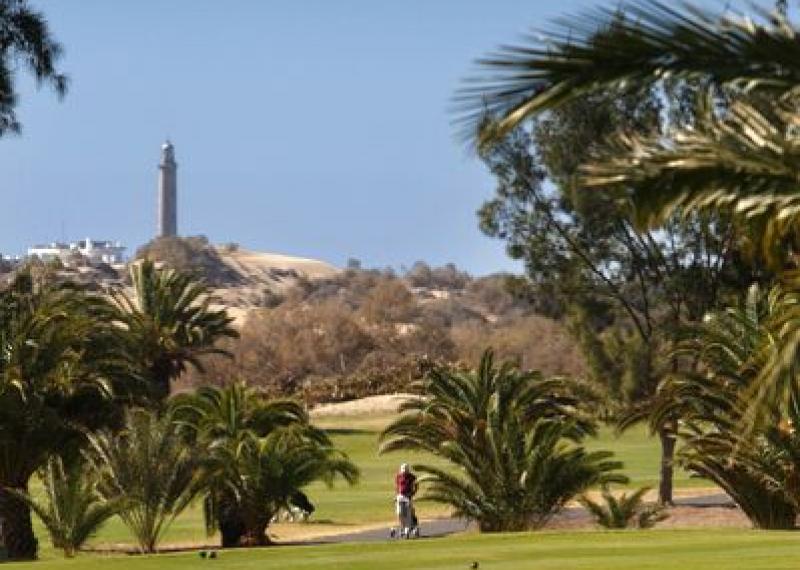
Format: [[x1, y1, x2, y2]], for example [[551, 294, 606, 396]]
[[380, 350, 624, 531], [136, 235, 242, 286], [181, 262, 584, 405], [452, 315, 585, 378], [405, 261, 470, 290], [11, 457, 123, 557], [580, 486, 667, 529]]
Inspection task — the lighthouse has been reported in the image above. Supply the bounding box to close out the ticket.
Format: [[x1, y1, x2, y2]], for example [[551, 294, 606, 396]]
[[158, 140, 178, 237]]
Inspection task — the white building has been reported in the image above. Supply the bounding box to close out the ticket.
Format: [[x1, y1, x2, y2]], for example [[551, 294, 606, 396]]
[[0, 253, 21, 266], [27, 237, 126, 265], [26, 242, 69, 262]]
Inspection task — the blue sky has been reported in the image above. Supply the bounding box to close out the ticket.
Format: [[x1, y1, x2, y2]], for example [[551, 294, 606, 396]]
[[0, 0, 727, 274]]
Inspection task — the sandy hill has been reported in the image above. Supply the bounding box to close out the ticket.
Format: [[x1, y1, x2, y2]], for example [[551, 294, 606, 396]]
[[218, 247, 338, 284], [210, 247, 339, 324]]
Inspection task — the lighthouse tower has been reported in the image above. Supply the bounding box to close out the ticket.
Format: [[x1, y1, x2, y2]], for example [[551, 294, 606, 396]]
[[158, 140, 178, 237]]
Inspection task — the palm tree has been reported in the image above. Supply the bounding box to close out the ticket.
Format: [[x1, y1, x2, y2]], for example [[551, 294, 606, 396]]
[[85, 409, 203, 553], [379, 350, 625, 531], [206, 429, 359, 545], [649, 285, 800, 528], [682, 431, 800, 529], [112, 260, 238, 402], [0, 0, 67, 135], [580, 486, 667, 529], [649, 285, 767, 431], [460, 0, 800, 430], [0, 272, 122, 559], [10, 456, 124, 557], [749, 273, 800, 421], [171, 383, 359, 547]]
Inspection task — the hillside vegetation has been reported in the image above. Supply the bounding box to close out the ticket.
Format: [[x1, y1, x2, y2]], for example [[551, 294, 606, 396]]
[[3, 237, 585, 405], [162, 249, 586, 403]]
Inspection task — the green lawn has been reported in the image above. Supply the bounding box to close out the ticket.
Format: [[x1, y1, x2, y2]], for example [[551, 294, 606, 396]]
[[14, 529, 800, 570], [584, 425, 704, 489], [30, 412, 711, 553]]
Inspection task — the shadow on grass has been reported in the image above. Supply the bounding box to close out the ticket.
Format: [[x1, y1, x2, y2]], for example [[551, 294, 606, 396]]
[[296, 519, 338, 525], [322, 428, 375, 436]]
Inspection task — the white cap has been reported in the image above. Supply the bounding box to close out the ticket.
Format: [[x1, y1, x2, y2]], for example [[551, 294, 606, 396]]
[[400, 463, 409, 473]]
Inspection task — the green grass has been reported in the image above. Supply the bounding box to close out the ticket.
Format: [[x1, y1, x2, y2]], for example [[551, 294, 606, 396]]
[[584, 425, 704, 489], [304, 426, 453, 524], [14, 529, 800, 569], [305, 418, 706, 527], [30, 412, 711, 553]]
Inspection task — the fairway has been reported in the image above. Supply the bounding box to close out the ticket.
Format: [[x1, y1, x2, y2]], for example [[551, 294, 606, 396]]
[[55, 412, 709, 550], [585, 425, 703, 489], [13, 529, 800, 570]]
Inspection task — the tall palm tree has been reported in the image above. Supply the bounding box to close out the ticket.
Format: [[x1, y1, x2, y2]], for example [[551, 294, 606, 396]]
[[380, 350, 625, 531], [171, 384, 358, 547], [0, 0, 67, 135], [85, 408, 203, 553], [0, 272, 122, 559], [112, 260, 238, 402]]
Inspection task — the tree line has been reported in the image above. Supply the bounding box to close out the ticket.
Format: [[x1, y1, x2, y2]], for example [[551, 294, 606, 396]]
[[0, 262, 357, 559], [9, 0, 800, 556]]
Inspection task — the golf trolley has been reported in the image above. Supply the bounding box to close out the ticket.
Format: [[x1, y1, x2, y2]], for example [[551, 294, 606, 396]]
[[390, 495, 420, 539]]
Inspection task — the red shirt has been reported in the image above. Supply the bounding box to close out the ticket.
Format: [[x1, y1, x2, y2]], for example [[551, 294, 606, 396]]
[[395, 471, 416, 497]]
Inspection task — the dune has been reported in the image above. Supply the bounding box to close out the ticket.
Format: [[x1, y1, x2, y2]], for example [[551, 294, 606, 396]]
[[207, 247, 339, 326], [217, 246, 339, 283]]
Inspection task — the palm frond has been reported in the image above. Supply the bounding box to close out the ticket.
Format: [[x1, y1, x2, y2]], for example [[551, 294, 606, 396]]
[[171, 383, 358, 547], [85, 409, 203, 553], [457, 0, 800, 146], [110, 260, 238, 402], [580, 485, 662, 529], [7, 456, 124, 557]]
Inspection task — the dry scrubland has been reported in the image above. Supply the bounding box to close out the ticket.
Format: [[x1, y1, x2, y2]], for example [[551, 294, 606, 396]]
[[172, 243, 587, 403], [3, 236, 589, 406]]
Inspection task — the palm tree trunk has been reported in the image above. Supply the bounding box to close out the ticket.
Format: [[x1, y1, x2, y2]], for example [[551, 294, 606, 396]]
[[244, 522, 271, 546], [218, 512, 246, 548], [658, 423, 676, 505], [0, 486, 37, 560], [242, 513, 272, 547], [151, 363, 172, 403]]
